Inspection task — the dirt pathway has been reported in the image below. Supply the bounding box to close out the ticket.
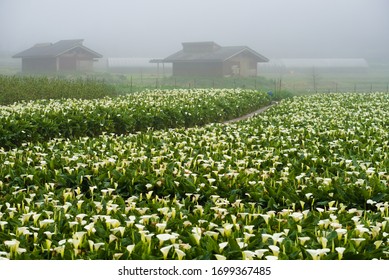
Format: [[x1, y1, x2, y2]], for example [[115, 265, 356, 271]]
[[223, 101, 278, 124]]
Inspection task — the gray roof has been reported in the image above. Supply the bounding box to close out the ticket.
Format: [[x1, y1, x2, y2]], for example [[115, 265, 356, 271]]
[[163, 42, 269, 63], [13, 39, 102, 58]]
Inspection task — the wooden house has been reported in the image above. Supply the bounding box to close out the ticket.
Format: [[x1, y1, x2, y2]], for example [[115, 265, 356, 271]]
[[13, 39, 102, 73], [162, 42, 268, 77]]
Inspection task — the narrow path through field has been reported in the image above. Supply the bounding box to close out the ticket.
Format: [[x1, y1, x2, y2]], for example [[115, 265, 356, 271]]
[[223, 101, 278, 124]]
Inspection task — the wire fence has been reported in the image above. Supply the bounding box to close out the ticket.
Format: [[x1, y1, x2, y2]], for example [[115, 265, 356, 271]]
[[114, 74, 389, 95], [2, 64, 388, 94], [113, 75, 276, 93]]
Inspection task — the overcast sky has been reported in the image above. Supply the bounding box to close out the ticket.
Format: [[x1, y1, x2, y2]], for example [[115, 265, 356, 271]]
[[1, 0, 388, 60]]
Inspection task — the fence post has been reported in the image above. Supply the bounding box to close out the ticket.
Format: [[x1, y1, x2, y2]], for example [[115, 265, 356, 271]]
[[274, 80, 277, 93]]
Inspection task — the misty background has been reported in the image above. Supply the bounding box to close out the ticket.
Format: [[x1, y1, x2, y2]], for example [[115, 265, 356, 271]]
[[1, 0, 388, 62]]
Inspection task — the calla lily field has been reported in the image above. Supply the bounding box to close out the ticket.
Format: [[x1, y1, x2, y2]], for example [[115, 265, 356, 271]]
[[0, 88, 388, 260], [0, 88, 270, 149]]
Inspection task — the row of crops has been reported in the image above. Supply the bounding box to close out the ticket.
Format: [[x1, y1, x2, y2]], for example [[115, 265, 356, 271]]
[[0, 75, 118, 105], [0, 91, 388, 260], [0, 88, 270, 148]]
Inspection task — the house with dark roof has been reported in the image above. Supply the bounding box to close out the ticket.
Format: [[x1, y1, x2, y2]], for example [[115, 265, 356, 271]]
[[162, 41, 268, 77], [13, 39, 102, 73]]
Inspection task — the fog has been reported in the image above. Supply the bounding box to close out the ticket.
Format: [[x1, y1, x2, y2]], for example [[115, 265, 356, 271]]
[[1, 0, 388, 61]]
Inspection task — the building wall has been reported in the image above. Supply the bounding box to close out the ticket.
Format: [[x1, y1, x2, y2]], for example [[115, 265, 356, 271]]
[[23, 49, 96, 73], [21, 57, 57, 73], [77, 60, 94, 71], [223, 52, 258, 77], [170, 54, 258, 77], [59, 48, 95, 72], [172, 61, 223, 76], [21, 56, 95, 73], [58, 56, 77, 71]]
